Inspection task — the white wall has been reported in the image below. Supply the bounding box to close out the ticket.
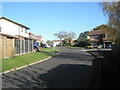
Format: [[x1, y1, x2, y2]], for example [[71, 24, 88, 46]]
[[0, 19, 29, 38], [53, 41, 61, 47]]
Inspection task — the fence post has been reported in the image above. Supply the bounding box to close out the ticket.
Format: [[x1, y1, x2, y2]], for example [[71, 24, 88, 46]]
[[4, 37, 7, 58]]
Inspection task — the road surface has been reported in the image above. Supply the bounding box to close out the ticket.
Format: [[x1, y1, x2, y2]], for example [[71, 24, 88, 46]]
[[2, 47, 98, 88]]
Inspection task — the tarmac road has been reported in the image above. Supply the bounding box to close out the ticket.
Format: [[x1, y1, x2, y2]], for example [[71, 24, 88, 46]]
[[2, 47, 98, 88]]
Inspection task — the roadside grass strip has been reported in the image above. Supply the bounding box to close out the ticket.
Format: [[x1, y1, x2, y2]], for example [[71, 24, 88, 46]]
[[69, 46, 83, 49], [41, 47, 60, 52], [1, 52, 53, 73]]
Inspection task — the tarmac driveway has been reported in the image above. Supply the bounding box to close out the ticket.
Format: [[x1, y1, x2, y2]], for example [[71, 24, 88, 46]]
[[2, 47, 98, 88]]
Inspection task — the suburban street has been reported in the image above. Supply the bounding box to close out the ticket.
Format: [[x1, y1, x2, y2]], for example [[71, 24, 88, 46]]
[[1, 2, 120, 89], [2, 47, 99, 88]]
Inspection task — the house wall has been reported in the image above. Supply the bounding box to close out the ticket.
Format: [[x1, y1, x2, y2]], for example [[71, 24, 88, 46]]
[[0, 18, 34, 59], [0, 19, 19, 36], [53, 41, 61, 46], [0, 19, 29, 38]]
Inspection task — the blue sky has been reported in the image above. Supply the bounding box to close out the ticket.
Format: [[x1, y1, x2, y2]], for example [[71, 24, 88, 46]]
[[2, 2, 108, 41]]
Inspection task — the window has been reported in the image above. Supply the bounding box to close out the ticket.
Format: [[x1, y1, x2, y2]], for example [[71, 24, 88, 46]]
[[25, 29, 27, 33], [21, 27, 23, 32]]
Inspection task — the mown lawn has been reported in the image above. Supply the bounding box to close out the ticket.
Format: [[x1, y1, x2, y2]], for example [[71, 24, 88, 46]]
[[69, 46, 83, 49], [41, 47, 61, 52], [1, 52, 54, 72]]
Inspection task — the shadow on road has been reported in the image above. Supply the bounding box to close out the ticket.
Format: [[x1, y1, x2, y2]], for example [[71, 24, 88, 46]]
[[2, 63, 98, 88], [52, 52, 93, 62], [88, 50, 120, 88], [2, 47, 101, 89]]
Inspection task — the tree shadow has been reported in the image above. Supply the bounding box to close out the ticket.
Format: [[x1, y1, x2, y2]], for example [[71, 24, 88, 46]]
[[87, 50, 120, 88], [52, 52, 93, 62], [2, 63, 98, 89], [2, 47, 101, 89]]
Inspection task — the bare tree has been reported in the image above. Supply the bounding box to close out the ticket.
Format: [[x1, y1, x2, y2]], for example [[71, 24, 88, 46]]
[[67, 32, 76, 45], [54, 31, 68, 40], [54, 31, 76, 45]]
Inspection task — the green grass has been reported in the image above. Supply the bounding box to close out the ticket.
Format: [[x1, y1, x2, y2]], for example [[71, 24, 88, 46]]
[[1, 52, 53, 72], [69, 46, 82, 49], [1, 47, 61, 72], [41, 47, 61, 52], [85, 46, 98, 49]]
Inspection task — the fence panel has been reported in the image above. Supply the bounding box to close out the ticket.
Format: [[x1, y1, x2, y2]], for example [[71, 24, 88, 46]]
[[15, 39, 20, 55], [6, 37, 14, 57], [1, 37, 34, 59], [22, 40, 25, 53], [0, 35, 3, 59], [29, 40, 33, 52], [25, 39, 28, 53], [112, 44, 120, 55], [0, 35, 14, 59]]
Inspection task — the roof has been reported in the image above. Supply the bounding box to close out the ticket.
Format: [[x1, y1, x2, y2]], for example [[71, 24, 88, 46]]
[[29, 32, 36, 36], [89, 30, 105, 36], [0, 17, 30, 29], [0, 32, 17, 38], [15, 35, 29, 39], [53, 40, 62, 42]]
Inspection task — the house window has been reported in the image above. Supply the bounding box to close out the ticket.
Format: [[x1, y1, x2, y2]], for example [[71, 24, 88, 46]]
[[21, 27, 23, 32], [0, 27, 1, 32], [25, 29, 27, 33]]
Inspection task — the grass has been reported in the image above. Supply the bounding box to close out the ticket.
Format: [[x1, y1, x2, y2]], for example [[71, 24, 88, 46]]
[[69, 46, 83, 49], [1, 47, 60, 72], [1, 48, 60, 72], [40, 47, 61, 52]]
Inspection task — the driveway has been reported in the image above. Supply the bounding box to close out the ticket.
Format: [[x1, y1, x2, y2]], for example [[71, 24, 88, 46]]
[[2, 47, 98, 88]]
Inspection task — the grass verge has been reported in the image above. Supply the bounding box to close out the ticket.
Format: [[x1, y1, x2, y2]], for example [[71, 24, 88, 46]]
[[41, 47, 61, 52], [69, 46, 83, 49], [1, 52, 53, 72]]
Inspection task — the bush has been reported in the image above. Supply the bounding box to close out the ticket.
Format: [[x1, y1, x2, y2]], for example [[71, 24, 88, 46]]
[[85, 46, 98, 49]]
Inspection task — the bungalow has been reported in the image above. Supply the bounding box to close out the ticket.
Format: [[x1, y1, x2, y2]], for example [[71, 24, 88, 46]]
[[89, 30, 111, 48], [0, 17, 34, 59]]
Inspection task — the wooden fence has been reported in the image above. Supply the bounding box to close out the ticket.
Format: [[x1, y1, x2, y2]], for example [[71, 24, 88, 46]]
[[14, 39, 33, 55], [112, 44, 120, 55], [0, 34, 34, 60], [0, 35, 14, 59]]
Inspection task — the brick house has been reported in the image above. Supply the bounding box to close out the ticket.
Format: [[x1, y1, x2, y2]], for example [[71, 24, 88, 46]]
[[0, 17, 34, 59], [89, 30, 111, 48]]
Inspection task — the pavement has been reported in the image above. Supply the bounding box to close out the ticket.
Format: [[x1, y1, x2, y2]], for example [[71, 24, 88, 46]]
[[2, 47, 101, 88], [87, 49, 120, 88]]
